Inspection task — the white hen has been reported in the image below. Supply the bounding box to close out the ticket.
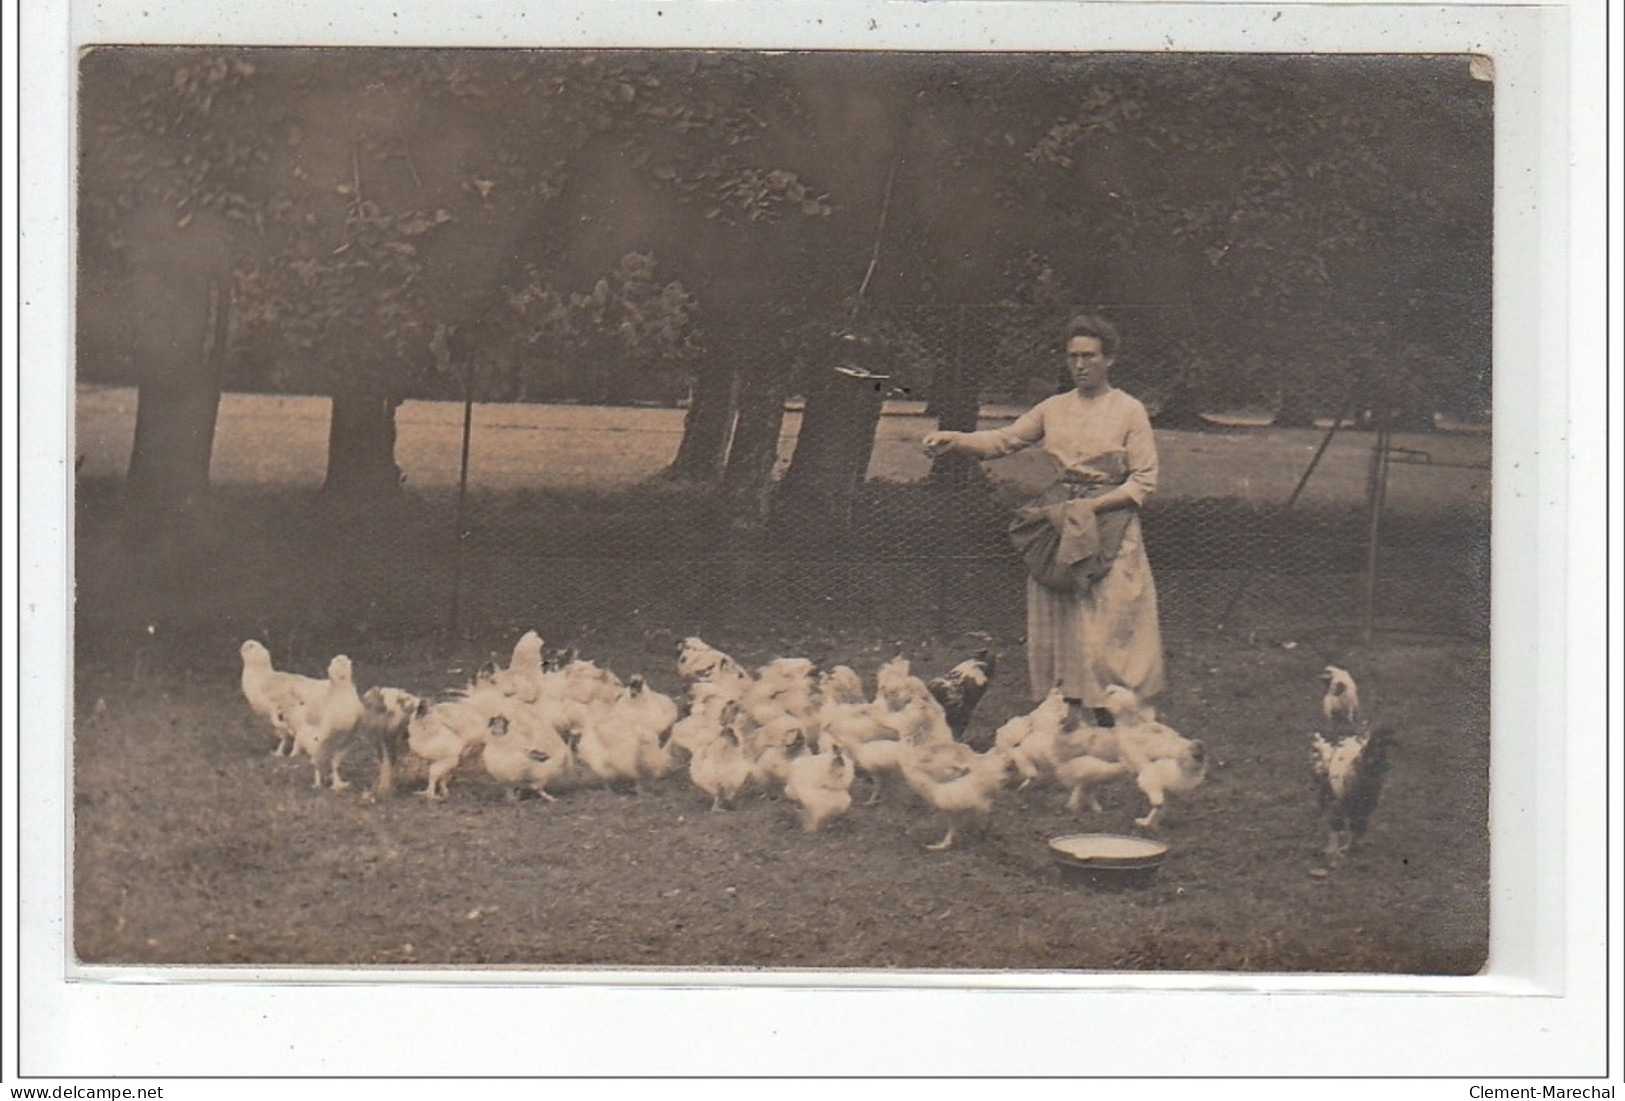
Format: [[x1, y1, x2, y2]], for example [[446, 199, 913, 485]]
[[481, 702, 578, 802], [625, 675, 681, 780], [899, 740, 1013, 851], [1047, 728, 1131, 816], [783, 744, 856, 833], [994, 689, 1131, 813], [689, 722, 754, 811], [239, 639, 327, 757], [870, 658, 956, 746], [490, 630, 547, 703], [576, 675, 676, 792], [559, 658, 626, 706], [817, 665, 867, 707], [673, 684, 742, 757], [874, 656, 933, 711], [745, 723, 809, 793], [1098, 685, 1209, 828], [833, 732, 906, 806], [1320, 665, 1362, 727], [292, 655, 367, 791], [816, 689, 908, 805], [676, 636, 750, 687], [623, 674, 680, 738], [992, 687, 1073, 786], [406, 681, 509, 800], [742, 658, 820, 731]]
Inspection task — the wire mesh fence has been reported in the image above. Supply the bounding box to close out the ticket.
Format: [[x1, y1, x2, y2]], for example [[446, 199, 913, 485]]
[[440, 302, 1488, 647], [72, 303, 1490, 668]]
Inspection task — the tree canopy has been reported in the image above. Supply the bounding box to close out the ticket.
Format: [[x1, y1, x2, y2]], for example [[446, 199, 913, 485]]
[[78, 47, 1493, 504]]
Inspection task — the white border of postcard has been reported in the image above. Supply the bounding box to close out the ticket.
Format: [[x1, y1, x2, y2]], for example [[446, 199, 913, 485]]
[[9, 0, 1618, 1086]]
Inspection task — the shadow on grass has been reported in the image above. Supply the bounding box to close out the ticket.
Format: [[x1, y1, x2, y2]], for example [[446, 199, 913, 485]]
[[73, 476, 1489, 674]]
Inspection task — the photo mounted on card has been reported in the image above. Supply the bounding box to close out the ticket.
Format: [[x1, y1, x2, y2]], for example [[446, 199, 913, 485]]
[[27, 0, 1604, 1078], [69, 16, 1502, 981]]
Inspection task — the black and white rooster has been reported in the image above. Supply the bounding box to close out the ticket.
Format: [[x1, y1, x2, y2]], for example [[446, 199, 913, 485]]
[[1310, 666, 1394, 866], [926, 648, 996, 747]]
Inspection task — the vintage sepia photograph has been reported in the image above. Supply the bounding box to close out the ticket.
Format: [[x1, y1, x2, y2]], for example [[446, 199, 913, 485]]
[[70, 43, 1494, 974], [18, 0, 1611, 1083]]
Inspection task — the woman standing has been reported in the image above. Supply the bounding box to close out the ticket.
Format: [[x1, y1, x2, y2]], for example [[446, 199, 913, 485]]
[[922, 314, 1164, 719]]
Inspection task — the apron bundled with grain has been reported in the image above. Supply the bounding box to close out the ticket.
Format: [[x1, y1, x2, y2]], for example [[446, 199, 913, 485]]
[[1008, 453, 1134, 593]]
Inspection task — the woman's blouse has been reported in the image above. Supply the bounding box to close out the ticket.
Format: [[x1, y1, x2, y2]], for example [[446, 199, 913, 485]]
[[953, 387, 1159, 506]]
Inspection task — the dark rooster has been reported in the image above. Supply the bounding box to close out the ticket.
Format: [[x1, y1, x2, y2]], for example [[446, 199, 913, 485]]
[[1310, 666, 1395, 867], [927, 649, 996, 747]]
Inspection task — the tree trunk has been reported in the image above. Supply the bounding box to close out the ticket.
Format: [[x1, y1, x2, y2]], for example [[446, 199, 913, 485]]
[[927, 310, 981, 434], [927, 308, 993, 491], [722, 348, 790, 533], [323, 392, 405, 496], [126, 371, 225, 505], [122, 203, 234, 508], [779, 348, 887, 520], [125, 279, 229, 505], [667, 363, 737, 482], [1152, 376, 1212, 431]]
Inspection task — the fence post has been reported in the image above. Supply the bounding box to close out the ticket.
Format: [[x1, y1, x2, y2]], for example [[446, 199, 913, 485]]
[[929, 305, 969, 636], [1216, 392, 1354, 629], [1361, 409, 1394, 641], [449, 361, 474, 638]]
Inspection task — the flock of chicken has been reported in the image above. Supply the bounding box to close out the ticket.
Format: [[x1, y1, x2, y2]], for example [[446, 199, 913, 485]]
[[239, 633, 1391, 862]]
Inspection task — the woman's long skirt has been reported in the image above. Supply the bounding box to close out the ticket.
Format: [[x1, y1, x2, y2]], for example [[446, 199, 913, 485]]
[[1025, 513, 1165, 705]]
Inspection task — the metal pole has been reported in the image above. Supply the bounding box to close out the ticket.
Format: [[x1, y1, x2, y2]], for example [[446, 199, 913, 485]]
[[1361, 410, 1393, 641], [449, 360, 475, 637], [934, 304, 967, 635], [1217, 392, 1355, 628]]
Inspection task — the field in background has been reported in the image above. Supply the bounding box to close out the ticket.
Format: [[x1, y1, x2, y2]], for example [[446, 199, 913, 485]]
[[75, 385, 1490, 511]]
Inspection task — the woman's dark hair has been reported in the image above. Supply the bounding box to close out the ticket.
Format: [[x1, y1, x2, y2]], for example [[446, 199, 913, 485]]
[[1065, 313, 1120, 358]]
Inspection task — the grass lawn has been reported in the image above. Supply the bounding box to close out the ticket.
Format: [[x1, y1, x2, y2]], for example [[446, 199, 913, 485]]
[[75, 385, 1489, 511]]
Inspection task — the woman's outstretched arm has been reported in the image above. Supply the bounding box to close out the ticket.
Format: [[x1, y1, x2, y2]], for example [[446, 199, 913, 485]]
[[922, 404, 1046, 459]]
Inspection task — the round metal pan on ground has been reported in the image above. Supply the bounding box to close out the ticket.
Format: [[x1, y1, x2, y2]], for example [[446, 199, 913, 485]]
[[1048, 833, 1169, 887]]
